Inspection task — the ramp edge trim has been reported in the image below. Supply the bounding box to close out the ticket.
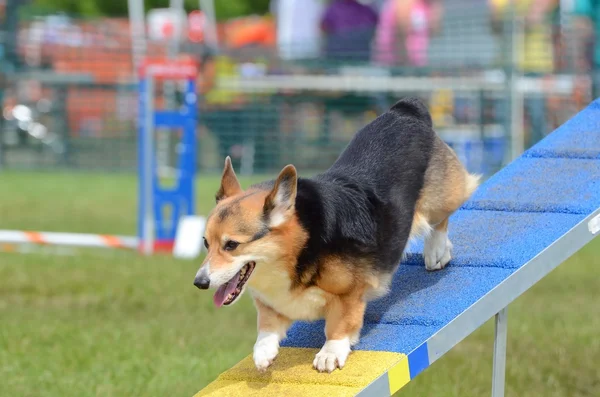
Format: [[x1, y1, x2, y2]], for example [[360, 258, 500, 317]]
[[356, 207, 600, 397]]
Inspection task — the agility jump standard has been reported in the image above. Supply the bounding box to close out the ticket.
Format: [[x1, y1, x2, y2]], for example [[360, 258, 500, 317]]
[[137, 58, 198, 255], [0, 59, 199, 255], [195, 101, 600, 396]]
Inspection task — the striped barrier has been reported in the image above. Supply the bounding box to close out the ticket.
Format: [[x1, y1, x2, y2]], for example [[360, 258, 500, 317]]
[[0, 230, 138, 250], [0, 242, 77, 256]]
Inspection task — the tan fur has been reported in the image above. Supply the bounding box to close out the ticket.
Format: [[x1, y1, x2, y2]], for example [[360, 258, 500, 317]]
[[412, 136, 480, 234], [434, 217, 449, 234], [317, 256, 361, 296], [324, 286, 367, 345], [409, 211, 433, 240], [246, 213, 329, 321], [254, 297, 292, 338], [202, 198, 267, 273], [363, 272, 394, 301], [216, 157, 242, 201], [249, 245, 329, 322]]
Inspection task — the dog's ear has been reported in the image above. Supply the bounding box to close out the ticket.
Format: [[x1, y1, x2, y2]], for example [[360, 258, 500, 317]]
[[263, 164, 297, 228], [216, 157, 242, 203]]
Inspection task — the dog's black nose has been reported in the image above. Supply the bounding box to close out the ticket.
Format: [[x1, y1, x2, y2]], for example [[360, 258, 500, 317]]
[[194, 275, 210, 290]]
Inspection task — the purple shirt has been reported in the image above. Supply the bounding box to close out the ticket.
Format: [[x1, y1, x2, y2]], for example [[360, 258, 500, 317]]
[[321, 0, 379, 35]]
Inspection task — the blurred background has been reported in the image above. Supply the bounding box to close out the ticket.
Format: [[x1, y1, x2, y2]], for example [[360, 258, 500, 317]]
[[0, 0, 596, 177], [1, 1, 599, 397]]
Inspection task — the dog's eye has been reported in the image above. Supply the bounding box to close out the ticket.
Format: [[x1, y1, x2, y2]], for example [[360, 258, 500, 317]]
[[224, 240, 239, 251], [203, 238, 209, 249]]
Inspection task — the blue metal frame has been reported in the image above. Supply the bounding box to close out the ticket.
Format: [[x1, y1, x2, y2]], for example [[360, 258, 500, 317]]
[[138, 78, 198, 251]]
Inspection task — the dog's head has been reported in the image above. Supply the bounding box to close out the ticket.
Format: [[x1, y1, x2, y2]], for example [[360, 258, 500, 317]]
[[194, 157, 304, 307]]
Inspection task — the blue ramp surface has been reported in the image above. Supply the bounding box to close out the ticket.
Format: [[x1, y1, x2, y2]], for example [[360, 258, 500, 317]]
[[524, 100, 600, 159], [283, 265, 515, 354], [196, 100, 600, 397]]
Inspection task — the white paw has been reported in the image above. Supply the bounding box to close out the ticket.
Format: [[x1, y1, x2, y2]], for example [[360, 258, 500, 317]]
[[424, 230, 452, 271], [253, 332, 280, 372], [313, 338, 351, 373]]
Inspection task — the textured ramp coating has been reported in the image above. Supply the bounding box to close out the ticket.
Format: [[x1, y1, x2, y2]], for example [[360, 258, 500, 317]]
[[525, 100, 600, 159], [283, 266, 514, 352], [194, 348, 405, 397], [463, 157, 600, 214], [196, 379, 358, 397], [403, 210, 585, 268], [281, 321, 440, 354]]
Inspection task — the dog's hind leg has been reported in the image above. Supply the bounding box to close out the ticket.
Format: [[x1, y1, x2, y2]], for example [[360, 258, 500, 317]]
[[424, 217, 452, 271], [416, 136, 480, 271]]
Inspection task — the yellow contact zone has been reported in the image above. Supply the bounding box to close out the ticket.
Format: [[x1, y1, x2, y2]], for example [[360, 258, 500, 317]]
[[194, 347, 411, 397], [387, 356, 411, 394]]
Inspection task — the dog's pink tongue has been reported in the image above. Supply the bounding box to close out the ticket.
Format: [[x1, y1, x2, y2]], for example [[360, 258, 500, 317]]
[[213, 272, 240, 308]]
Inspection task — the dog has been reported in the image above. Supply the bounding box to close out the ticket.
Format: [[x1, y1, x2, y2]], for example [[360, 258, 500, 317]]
[[193, 97, 479, 373]]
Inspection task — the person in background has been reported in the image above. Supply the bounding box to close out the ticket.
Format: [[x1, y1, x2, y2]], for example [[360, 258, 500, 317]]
[[571, 0, 600, 99], [181, 38, 244, 171], [316, 0, 380, 146], [488, 0, 558, 148], [320, 0, 379, 63], [372, 0, 442, 122], [373, 0, 443, 69], [271, 0, 324, 62], [180, 37, 218, 101]]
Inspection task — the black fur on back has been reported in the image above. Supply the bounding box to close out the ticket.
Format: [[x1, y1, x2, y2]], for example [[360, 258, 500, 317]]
[[254, 97, 435, 285]]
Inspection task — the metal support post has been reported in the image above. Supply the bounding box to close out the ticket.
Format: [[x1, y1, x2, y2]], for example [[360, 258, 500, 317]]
[[492, 307, 508, 397], [142, 75, 155, 256], [199, 0, 219, 49], [508, 0, 524, 161], [161, 0, 186, 175], [127, 0, 147, 77]]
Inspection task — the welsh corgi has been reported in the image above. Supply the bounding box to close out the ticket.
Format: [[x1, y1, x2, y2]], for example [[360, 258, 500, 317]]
[[194, 97, 479, 373]]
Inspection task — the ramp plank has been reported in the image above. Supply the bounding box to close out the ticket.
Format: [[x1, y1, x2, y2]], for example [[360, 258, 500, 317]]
[[195, 99, 600, 396]]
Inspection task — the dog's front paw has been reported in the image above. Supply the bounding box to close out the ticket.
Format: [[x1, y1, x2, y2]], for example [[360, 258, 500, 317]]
[[254, 346, 278, 372], [253, 332, 280, 372], [313, 339, 351, 373]]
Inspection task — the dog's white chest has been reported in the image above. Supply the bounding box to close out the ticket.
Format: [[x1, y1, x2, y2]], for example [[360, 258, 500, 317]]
[[248, 265, 327, 321]]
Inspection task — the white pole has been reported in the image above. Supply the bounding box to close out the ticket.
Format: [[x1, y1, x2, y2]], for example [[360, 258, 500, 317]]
[[127, 0, 147, 79], [560, 0, 574, 72], [169, 0, 185, 57], [143, 72, 156, 256], [509, 0, 524, 161], [160, 0, 186, 176], [199, 0, 219, 49]]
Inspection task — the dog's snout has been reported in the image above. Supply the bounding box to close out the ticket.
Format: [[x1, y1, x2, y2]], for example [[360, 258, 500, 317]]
[[194, 267, 210, 290], [194, 275, 210, 289]]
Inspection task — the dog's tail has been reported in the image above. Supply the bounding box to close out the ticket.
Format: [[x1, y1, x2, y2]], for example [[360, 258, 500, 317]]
[[464, 172, 481, 201], [389, 97, 433, 128]]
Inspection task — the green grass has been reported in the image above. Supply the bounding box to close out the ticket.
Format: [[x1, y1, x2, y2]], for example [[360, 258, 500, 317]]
[[0, 171, 266, 234], [0, 171, 598, 397]]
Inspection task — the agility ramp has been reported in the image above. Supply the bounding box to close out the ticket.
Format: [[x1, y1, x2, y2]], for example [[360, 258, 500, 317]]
[[195, 100, 600, 397]]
